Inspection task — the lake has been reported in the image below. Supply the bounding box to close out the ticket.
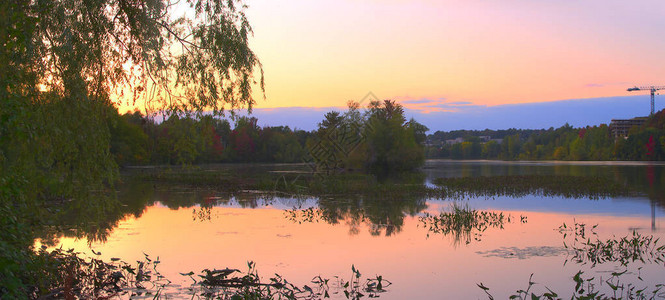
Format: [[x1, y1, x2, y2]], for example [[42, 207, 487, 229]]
[[37, 160, 665, 299]]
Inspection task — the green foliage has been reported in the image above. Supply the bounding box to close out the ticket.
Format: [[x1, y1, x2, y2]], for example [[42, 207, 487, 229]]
[[307, 100, 427, 175], [109, 110, 150, 166], [106, 111, 312, 165], [364, 100, 427, 173], [1, 0, 263, 296], [428, 112, 665, 161]]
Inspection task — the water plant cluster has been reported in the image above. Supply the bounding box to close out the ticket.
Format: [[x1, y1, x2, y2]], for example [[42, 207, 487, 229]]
[[285, 207, 324, 224], [558, 222, 665, 267], [433, 175, 629, 200], [480, 222, 665, 299], [12, 248, 168, 299], [15, 248, 390, 300], [480, 271, 665, 300], [183, 262, 390, 299], [418, 203, 525, 245]]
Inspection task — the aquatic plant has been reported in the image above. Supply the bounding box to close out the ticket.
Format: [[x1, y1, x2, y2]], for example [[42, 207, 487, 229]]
[[26, 249, 168, 299], [480, 224, 665, 299], [285, 207, 324, 224], [559, 222, 665, 267], [20, 248, 391, 299], [479, 271, 665, 300], [418, 203, 524, 245], [183, 262, 391, 299], [433, 175, 630, 200]]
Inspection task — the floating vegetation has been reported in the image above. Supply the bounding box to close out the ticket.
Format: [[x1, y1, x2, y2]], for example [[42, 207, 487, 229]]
[[31, 248, 390, 299], [479, 271, 665, 300], [32, 248, 168, 299], [193, 205, 216, 222], [284, 207, 324, 224], [476, 246, 566, 260], [418, 203, 525, 245], [433, 175, 630, 200], [557, 221, 598, 241], [182, 262, 390, 299], [479, 224, 665, 299], [558, 222, 665, 267]]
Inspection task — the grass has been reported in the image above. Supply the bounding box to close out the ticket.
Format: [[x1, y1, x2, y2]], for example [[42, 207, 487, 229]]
[[558, 221, 665, 267], [479, 271, 665, 300], [418, 202, 526, 245], [479, 223, 665, 299], [433, 175, 632, 200], [26, 249, 390, 300]]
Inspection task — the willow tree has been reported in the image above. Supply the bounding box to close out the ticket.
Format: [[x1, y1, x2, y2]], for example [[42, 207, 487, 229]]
[[0, 0, 263, 296]]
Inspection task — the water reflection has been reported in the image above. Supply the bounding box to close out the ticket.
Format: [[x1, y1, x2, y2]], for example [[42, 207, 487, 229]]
[[36, 161, 665, 246], [434, 175, 632, 201], [34, 161, 665, 299], [35, 180, 150, 246], [284, 195, 427, 237], [426, 160, 665, 203]]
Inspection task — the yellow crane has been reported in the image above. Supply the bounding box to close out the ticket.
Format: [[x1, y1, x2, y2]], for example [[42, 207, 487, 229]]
[[627, 85, 665, 115]]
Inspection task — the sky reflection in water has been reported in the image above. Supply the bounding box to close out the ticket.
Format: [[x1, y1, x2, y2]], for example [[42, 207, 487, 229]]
[[41, 161, 665, 299]]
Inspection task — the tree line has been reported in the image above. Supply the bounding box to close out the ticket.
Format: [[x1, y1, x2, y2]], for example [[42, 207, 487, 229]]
[[108, 99, 430, 173], [111, 106, 665, 168], [307, 100, 428, 174], [109, 108, 312, 166], [427, 109, 665, 161]]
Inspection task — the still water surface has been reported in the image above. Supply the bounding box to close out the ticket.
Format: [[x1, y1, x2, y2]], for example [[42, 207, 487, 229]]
[[40, 160, 665, 298]]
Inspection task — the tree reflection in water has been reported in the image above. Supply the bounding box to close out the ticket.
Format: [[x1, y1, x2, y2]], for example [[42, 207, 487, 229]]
[[37, 165, 665, 247]]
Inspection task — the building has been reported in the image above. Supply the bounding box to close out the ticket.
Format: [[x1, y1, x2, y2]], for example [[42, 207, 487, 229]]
[[609, 117, 648, 139], [444, 137, 465, 145]]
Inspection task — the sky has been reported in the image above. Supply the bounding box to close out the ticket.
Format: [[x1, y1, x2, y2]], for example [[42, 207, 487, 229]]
[[241, 96, 665, 132], [245, 0, 665, 109], [127, 0, 665, 130]]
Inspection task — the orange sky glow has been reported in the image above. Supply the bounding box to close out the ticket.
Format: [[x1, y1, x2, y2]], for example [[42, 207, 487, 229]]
[[118, 0, 665, 114]]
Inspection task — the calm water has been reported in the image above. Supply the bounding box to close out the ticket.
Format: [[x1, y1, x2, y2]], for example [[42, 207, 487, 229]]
[[38, 160, 665, 299]]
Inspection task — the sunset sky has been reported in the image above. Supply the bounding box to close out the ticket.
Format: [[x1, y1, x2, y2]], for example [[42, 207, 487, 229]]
[[244, 0, 665, 113], [120, 0, 665, 130]]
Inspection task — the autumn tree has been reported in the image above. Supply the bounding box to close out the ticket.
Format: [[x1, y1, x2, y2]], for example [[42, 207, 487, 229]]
[[0, 0, 263, 296]]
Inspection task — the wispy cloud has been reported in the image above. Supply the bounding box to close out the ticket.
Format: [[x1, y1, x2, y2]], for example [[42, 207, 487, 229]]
[[585, 83, 605, 88], [585, 82, 632, 88], [400, 99, 439, 104], [398, 98, 481, 113], [243, 95, 658, 132]]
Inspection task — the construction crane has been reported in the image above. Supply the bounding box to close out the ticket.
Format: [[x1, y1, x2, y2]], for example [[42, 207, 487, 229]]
[[627, 85, 665, 115]]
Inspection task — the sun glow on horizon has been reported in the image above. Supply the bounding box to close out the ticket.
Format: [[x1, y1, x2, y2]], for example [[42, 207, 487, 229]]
[[115, 0, 665, 115]]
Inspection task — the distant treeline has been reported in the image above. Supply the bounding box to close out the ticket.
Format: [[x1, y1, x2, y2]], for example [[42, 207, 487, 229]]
[[109, 110, 314, 166], [428, 128, 548, 141], [108, 100, 428, 171], [108, 108, 665, 166], [426, 109, 665, 161]]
